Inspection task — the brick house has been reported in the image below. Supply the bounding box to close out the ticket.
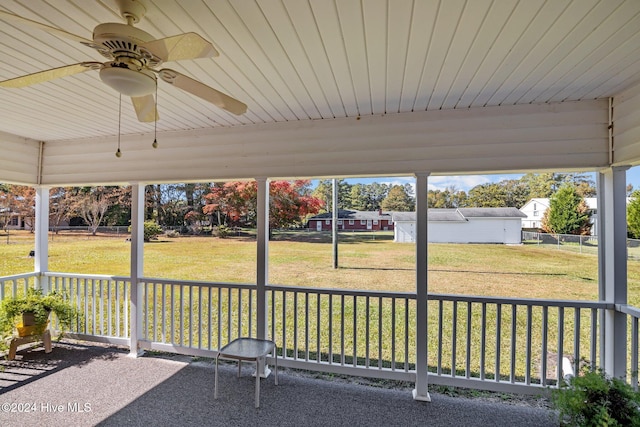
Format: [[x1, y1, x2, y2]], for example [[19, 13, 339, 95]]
[[307, 209, 394, 232]]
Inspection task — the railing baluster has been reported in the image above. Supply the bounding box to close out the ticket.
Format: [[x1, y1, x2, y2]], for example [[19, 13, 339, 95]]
[[404, 298, 409, 372], [328, 294, 333, 364], [354, 295, 358, 367], [467, 301, 472, 379], [495, 303, 502, 382], [198, 286, 203, 349], [208, 287, 213, 350], [437, 300, 443, 375], [282, 291, 287, 358], [217, 287, 222, 350], [526, 305, 532, 385], [591, 308, 597, 371], [316, 293, 321, 363], [541, 306, 549, 386], [557, 306, 565, 384], [452, 301, 457, 377], [511, 304, 517, 383], [341, 294, 345, 366], [366, 296, 370, 368], [171, 284, 175, 345], [226, 287, 232, 343], [294, 291, 299, 361], [378, 297, 383, 369], [574, 308, 580, 377], [480, 302, 486, 381], [305, 292, 310, 361], [107, 280, 112, 337], [180, 285, 184, 346], [115, 280, 121, 337], [391, 297, 396, 371], [152, 282, 157, 342], [237, 288, 242, 339], [161, 284, 166, 343], [632, 316, 638, 391]]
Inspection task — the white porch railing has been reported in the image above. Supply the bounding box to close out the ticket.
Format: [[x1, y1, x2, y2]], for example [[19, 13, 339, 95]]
[[5, 273, 640, 394], [0, 273, 37, 299]]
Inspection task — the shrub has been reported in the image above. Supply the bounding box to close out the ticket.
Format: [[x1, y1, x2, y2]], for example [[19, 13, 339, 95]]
[[212, 224, 231, 238], [128, 222, 163, 241], [165, 229, 180, 238], [552, 366, 640, 426]]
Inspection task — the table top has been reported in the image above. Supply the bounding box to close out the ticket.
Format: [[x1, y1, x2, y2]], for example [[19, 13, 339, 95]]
[[218, 338, 275, 360]]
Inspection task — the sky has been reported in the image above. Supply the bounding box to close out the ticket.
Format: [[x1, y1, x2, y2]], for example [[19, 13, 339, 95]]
[[339, 165, 640, 194]]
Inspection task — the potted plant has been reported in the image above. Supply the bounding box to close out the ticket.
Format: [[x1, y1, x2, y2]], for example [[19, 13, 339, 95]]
[[0, 288, 78, 340], [552, 365, 640, 426]]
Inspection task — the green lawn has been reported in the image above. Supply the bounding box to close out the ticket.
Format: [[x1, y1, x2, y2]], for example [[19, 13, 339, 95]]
[[2, 229, 639, 305], [3, 229, 640, 381]]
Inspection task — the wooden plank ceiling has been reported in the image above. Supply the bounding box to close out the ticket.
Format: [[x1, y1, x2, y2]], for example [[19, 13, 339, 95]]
[[0, 0, 639, 144]]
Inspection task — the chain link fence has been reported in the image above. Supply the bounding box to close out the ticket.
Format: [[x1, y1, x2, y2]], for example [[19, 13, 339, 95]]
[[522, 231, 640, 260]]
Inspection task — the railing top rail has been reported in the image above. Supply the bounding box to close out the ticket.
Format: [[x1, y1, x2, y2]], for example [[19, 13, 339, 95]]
[[267, 284, 416, 299], [0, 272, 38, 281], [616, 304, 640, 318], [428, 292, 612, 309], [141, 277, 255, 290], [45, 272, 130, 281]]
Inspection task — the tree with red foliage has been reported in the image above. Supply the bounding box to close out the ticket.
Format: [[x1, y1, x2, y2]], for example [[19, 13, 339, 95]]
[[203, 180, 323, 229]]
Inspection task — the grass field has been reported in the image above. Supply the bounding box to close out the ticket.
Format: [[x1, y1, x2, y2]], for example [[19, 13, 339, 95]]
[[2, 229, 639, 305], [3, 229, 640, 381]]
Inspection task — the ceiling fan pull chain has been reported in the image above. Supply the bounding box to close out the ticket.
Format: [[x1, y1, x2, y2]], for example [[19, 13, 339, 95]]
[[152, 79, 158, 149], [115, 93, 122, 157]]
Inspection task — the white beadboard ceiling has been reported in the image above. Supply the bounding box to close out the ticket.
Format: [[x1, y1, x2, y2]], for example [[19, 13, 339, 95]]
[[0, 0, 639, 143]]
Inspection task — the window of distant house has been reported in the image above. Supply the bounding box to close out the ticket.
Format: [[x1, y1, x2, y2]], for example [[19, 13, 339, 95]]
[[338, 220, 343, 225], [373, 220, 379, 225], [533, 211, 539, 216], [360, 220, 366, 225], [325, 220, 330, 225], [534, 203, 537, 210], [349, 220, 354, 225]]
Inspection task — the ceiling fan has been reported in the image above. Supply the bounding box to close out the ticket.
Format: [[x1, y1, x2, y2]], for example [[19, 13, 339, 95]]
[[0, 0, 247, 123]]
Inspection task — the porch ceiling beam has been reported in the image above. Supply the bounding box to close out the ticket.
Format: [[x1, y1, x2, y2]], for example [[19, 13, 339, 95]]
[[0, 99, 610, 187]]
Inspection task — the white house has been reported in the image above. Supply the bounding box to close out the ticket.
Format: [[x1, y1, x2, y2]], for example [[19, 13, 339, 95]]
[[520, 198, 605, 233], [393, 208, 526, 244]]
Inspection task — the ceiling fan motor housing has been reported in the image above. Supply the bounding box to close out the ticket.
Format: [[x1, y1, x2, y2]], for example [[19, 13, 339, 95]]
[[93, 22, 158, 96]]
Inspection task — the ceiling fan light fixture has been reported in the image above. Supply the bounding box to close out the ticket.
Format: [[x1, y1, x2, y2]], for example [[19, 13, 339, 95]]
[[99, 65, 156, 97]]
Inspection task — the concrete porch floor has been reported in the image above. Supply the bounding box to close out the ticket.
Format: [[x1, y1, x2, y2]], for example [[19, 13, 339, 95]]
[[0, 340, 556, 426]]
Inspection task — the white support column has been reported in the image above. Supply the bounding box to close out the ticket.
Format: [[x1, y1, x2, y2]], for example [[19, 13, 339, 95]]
[[413, 172, 431, 402], [332, 178, 338, 269], [598, 166, 629, 378], [129, 183, 145, 357], [256, 177, 269, 341], [34, 186, 50, 292]]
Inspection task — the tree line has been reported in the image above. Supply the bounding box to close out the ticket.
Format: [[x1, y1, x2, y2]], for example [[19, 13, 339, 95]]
[[2, 173, 640, 236]]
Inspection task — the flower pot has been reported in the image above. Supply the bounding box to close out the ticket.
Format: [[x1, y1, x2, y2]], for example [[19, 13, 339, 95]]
[[16, 311, 50, 337]]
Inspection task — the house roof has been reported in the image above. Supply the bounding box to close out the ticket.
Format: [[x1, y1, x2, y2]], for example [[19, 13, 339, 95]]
[[1, 1, 640, 186], [393, 207, 526, 222]]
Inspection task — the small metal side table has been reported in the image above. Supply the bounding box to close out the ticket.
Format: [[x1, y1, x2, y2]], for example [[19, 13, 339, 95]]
[[214, 337, 278, 408]]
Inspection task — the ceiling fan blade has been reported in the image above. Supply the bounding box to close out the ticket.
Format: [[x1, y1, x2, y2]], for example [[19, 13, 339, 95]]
[[0, 62, 101, 88], [142, 33, 219, 62], [0, 10, 93, 45], [159, 69, 247, 115], [131, 95, 159, 122]]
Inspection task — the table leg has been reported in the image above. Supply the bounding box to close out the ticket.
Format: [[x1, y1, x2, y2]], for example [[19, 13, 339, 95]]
[[214, 356, 219, 399], [255, 358, 261, 408], [274, 346, 278, 386]]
